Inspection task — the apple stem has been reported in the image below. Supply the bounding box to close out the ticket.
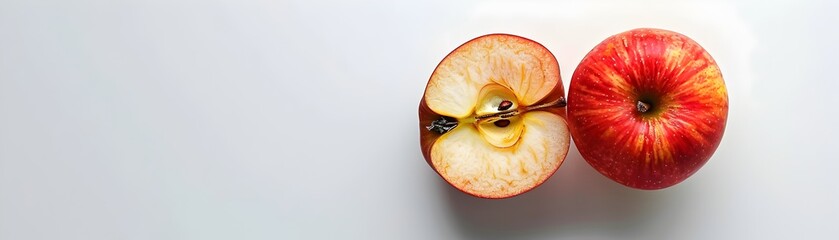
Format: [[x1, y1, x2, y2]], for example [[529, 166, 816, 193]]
[[529, 96, 566, 109], [637, 101, 651, 113]]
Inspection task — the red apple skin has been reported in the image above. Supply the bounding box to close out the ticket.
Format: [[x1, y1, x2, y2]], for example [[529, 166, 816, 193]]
[[567, 28, 728, 189], [419, 34, 567, 198]]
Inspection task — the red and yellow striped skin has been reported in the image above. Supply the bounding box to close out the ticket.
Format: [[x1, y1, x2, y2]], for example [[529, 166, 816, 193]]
[[567, 28, 728, 189]]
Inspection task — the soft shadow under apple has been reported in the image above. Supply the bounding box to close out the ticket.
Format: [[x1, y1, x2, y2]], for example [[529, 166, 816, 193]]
[[440, 142, 677, 239]]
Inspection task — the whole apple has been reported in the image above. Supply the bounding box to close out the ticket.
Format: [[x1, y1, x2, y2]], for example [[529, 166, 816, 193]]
[[567, 28, 728, 189], [419, 34, 570, 198]]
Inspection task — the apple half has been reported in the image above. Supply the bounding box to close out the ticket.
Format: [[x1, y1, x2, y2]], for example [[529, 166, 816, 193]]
[[567, 28, 729, 189], [419, 34, 570, 198]]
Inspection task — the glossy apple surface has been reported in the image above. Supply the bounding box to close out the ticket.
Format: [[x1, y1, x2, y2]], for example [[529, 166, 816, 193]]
[[567, 28, 728, 189], [419, 34, 570, 198]]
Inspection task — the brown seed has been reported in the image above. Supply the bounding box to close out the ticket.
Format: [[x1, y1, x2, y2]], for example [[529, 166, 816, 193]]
[[498, 100, 513, 111], [494, 119, 511, 127]]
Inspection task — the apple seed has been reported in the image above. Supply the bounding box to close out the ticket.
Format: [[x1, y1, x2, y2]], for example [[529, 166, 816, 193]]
[[493, 119, 511, 127], [498, 100, 513, 111]]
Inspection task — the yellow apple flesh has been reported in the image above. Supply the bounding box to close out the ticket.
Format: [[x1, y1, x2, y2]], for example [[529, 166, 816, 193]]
[[419, 34, 570, 198]]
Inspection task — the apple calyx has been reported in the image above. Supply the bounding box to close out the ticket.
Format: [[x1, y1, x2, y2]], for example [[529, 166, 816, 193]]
[[426, 116, 458, 134]]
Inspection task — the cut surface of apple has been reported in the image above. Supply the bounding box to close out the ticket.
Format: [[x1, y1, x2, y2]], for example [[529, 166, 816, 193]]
[[419, 34, 569, 198]]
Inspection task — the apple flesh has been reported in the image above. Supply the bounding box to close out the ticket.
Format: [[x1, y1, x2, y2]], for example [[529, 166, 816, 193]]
[[567, 28, 728, 189], [419, 34, 570, 198]]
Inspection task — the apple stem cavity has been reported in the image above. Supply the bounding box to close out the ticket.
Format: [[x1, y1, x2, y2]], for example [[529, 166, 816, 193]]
[[426, 116, 458, 134], [637, 101, 652, 113]]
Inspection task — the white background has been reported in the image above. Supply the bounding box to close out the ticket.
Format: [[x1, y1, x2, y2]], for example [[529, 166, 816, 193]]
[[1, 0, 838, 239]]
